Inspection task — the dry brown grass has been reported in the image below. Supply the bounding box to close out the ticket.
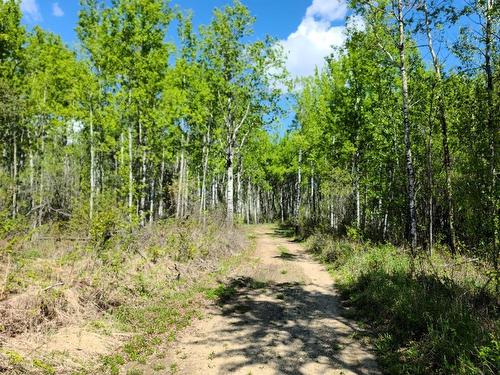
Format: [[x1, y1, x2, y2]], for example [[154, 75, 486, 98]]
[[0, 217, 249, 374]]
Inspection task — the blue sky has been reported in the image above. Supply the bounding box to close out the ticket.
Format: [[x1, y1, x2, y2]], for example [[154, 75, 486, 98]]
[[19, 0, 358, 79], [20, 1, 474, 76]]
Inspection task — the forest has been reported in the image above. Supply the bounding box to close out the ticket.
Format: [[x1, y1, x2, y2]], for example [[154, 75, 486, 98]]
[[0, 0, 498, 374]]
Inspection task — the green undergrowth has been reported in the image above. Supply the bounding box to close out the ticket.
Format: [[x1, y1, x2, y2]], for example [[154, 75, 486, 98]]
[[305, 233, 499, 374], [106, 247, 254, 373]]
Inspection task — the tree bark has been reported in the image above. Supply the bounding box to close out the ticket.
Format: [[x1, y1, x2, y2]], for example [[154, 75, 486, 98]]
[[397, 0, 418, 253], [427, 94, 434, 253], [236, 158, 243, 218], [176, 139, 185, 219], [280, 187, 284, 224], [200, 129, 210, 223], [89, 104, 95, 221], [226, 144, 234, 224], [29, 142, 34, 213], [183, 153, 189, 217], [296, 149, 302, 218], [149, 175, 155, 225], [158, 149, 165, 218], [485, 0, 498, 277], [12, 132, 17, 218], [128, 123, 133, 221]]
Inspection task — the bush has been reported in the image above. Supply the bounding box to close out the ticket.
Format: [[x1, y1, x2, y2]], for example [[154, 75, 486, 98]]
[[308, 235, 499, 374], [306, 233, 355, 264], [0, 215, 249, 374]]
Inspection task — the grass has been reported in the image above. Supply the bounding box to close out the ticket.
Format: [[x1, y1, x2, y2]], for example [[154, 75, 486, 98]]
[[306, 233, 499, 374], [0, 217, 252, 374], [169, 362, 178, 373], [205, 283, 238, 303]]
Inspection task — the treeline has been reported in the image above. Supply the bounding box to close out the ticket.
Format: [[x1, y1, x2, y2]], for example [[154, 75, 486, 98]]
[[268, 0, 498, 264], [0, 0, 286, 233], [1, 0, 498, 265]]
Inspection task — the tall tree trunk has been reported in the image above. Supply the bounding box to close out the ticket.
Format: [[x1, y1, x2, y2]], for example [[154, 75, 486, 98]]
[[149, 175, 155, 225], [226, 144, 234, 224], [256, 186, 261, 224], [246, 180, 251, 224], [397, 0, 418, 253], [38, 129, 45, 227], [422, 1, 455, 253], [140, 149, 147, 224], [128, 123, 134, 221], [12, 132, 17, 219], [176, 140, 185, 219], [89, 105, 95, 221], [29, 142, 34, 213], [280, 187, 284, 224], [211, 178, 216, 209], [427, 95, 434, 253], [236, 158, 243, 218], [183, 153, 189, 217], [37, 89, 47, 227], [310, 168, 315, 218], [120, 132, 124, 172], [485, 0, 498, 279], [158, 149, 165, 218], [355, 179, 360, 229], [200, 130, 210, 223], [296, 149, 302, 218]]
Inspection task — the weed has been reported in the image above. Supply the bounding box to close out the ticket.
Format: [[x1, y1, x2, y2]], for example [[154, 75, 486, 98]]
[[153, 363, 166, 371], [101, 354, 125, 375], [123, 335, 161, 363], [32, 358, 56, 375], [5, 350, 24, 365], [307, 235, 499, 374], [205, 283, 237, 303], [169, 362, 178, 373]]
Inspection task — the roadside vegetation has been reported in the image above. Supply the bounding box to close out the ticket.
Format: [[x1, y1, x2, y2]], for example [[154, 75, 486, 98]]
[[0, 212, 250, 374], [305, 230, 498, 374]]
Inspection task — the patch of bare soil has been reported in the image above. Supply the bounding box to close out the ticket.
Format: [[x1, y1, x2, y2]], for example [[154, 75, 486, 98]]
[[162, 225, 379, 375]]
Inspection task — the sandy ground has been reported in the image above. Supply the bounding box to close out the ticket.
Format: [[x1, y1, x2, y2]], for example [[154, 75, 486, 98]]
[[162, 225, 379, 375]]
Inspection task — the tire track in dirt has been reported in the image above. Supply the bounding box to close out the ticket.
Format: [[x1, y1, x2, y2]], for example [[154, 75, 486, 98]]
[[163, 225, 379, 375]]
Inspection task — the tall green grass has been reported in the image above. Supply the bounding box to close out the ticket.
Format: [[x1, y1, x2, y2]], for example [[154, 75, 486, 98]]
[[306, 234, 499, 374]]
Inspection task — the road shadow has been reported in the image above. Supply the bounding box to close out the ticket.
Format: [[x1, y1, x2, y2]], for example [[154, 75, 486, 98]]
[[195, 276, 378, 375], [274, 251, 298, 260], [266, 226, 303, 243]]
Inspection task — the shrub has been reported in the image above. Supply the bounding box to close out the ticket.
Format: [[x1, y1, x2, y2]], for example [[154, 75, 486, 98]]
[[310, 234, 498, 374]]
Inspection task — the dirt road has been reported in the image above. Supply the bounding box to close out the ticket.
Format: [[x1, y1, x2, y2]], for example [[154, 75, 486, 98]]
[[164, 225, 379, 375]]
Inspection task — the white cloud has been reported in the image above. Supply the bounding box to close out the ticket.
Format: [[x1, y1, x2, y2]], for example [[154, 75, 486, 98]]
[[21, 0, 42, 22], [280, 0, 349, 78], [52, 2, 64, 17], [305, 0, 348, 22]]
